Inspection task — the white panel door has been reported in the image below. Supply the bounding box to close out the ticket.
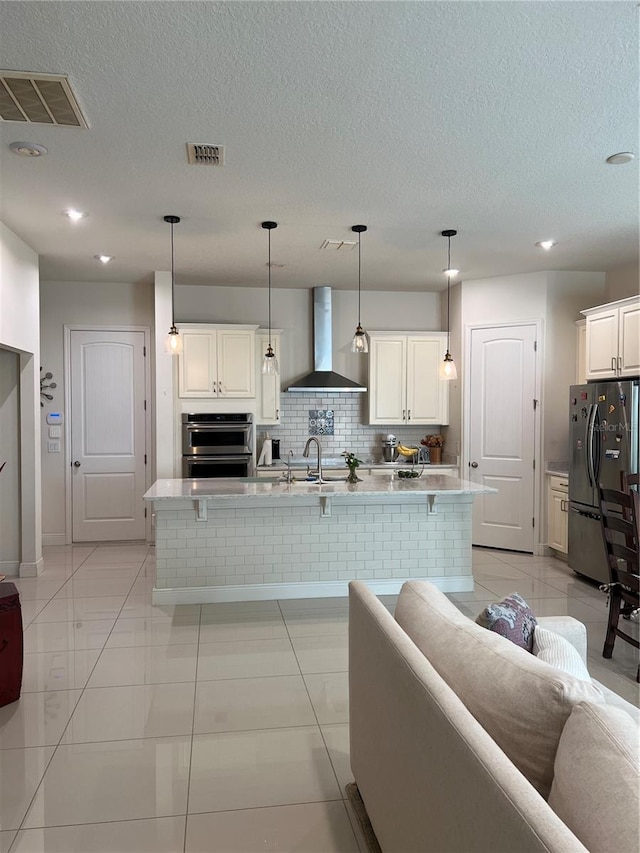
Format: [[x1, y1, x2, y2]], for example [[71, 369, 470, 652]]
[[406, 335, 448, 425], [368, 336, 406, 425], [468, 325, 537, 551], [217, 330, 255, 397], [71, 330, 147, 541]]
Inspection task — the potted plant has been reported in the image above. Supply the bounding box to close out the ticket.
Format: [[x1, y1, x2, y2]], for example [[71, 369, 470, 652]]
[[421, 434, 444, 465], [342, 451, 363, 483]]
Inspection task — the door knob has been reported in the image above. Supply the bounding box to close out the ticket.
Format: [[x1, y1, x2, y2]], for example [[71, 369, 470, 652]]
[[73, 461, 81, 467], [470, 461, 478, 468]]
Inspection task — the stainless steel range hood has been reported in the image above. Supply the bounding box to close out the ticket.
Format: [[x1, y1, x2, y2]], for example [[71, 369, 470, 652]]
[[287, 287, 366, 393]]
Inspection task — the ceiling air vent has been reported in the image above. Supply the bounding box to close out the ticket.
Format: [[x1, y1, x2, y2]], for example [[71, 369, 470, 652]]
[[0, 72, 88, 127], [186, 143, 224, 166]]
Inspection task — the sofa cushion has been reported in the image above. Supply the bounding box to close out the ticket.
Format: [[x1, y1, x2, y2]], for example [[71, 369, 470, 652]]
[[394, 581, 604, 799], [549, 701, 640, 853], [533, 625, 594, 683], [476, 592, 537, 651]]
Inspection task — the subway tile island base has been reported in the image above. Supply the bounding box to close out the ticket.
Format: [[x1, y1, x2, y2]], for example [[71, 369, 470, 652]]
[[144, 476, 496, 604]]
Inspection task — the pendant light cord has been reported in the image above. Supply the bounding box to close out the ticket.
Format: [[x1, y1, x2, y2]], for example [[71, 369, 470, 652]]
[[446, 234, 451, 351], [357, 230, 362, 326], [170, 219, 176, 327], [267, 227, 272, 349]]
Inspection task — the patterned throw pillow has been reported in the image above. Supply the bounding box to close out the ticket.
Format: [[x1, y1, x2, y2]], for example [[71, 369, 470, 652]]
[[475, 593, 537, 652]]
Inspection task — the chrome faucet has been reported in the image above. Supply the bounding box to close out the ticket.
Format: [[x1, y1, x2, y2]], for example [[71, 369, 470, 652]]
[[303, 436, 323, 482], [283, 450, 295, 484]]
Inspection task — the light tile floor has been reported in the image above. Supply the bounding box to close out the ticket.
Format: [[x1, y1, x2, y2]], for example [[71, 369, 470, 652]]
[[0, 544, 638, 853]]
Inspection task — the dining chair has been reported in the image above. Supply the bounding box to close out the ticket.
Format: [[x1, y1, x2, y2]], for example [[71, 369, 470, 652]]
[[598, 484, 639, 683]]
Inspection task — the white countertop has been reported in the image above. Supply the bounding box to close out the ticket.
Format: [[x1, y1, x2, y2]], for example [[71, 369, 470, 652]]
[[144, 474, 494, 502]]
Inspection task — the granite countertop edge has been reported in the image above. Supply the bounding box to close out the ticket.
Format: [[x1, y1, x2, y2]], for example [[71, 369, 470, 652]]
[[144, 476, 496, 501]]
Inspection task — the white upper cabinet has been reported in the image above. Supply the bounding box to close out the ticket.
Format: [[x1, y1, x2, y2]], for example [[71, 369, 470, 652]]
[[368, 332, 449, 425], [177, 325, 257, 398], [583, 296, 640, 380], [255, 331, 282, 424]]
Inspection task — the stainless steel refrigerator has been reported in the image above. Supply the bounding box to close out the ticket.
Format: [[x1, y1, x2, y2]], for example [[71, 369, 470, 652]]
[[568, 380, 639, 584]]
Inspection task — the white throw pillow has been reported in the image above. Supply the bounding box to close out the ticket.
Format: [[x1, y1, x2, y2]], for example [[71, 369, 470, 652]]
[[533, 625, 594, 683], [549, 701, 640, 853]]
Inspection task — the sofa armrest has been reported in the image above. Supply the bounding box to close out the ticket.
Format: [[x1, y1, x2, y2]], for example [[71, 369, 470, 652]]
[[536, 616, 587, 665]]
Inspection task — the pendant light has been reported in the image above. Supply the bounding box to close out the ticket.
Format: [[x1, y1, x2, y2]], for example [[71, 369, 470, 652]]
[[439, 229, 458, 381], [261, 220, 279, 375], [163, 215, 182, 355], [351, 224, 368, 354]]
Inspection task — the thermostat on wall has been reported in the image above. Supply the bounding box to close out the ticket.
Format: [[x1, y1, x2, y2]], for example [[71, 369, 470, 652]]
[[46, 412, 63, 425]]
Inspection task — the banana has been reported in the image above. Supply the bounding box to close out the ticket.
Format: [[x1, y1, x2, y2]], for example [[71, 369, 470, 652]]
[[397, 444, 418, 457]]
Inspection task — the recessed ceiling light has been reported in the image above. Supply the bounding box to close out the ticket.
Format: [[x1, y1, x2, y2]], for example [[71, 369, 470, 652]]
[[94, 254, 114, 263], [443, 267, 459, 276], [535, 240, 557, 250], [606, 152, 635, 165], [64, 209, 87, 221], [10, 141, 47, 157]]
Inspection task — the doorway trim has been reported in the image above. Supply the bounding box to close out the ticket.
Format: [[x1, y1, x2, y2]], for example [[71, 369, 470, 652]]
[[463, 319, 544, 554], [63, 325, 152, 545]]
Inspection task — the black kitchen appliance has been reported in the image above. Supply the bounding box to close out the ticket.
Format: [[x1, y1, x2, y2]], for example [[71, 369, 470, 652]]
[[568, 381, 639, 584], [181, 413, 253, 478]]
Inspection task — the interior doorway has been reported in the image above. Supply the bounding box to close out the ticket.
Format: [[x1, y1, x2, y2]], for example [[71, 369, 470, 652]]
[[466, 323, 540, 552], [67, 328, 149, 542]]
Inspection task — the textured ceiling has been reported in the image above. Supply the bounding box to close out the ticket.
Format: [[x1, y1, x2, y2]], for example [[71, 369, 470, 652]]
[[0, 1, 638, 291]]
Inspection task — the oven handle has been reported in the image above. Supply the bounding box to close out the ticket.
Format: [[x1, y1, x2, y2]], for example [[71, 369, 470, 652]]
[[183, 455, 252, 463], [184, 425, 251, 433]]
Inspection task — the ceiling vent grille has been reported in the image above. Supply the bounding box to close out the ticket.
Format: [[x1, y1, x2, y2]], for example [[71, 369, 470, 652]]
[[186, 143, 224, 166], [0, 72, 88, 127]]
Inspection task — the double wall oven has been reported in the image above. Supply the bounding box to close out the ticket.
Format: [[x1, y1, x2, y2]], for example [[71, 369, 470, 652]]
[[182, 413, 253, 478]]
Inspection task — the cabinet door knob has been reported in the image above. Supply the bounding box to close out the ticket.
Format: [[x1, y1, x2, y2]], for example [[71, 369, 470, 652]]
[[402, 410, 406, 421], [407, 409, 411, 421], [276, 409, 279, 420], [618, 356, 622, 372], [612, 357, 617, 372]]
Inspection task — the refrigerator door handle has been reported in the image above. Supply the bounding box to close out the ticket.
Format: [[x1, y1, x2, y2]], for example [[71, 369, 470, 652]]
[[586, 403, 598, 488]]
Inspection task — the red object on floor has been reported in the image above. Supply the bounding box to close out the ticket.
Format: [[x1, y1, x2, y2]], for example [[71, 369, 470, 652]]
[[0, 582, 23, 706]]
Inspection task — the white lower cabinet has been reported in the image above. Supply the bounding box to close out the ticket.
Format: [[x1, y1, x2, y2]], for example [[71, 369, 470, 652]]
[[547, 474, 569, 555], [177, 325, 257, 398], [255, 331, 282, 425], [367, 332, 449, 426]]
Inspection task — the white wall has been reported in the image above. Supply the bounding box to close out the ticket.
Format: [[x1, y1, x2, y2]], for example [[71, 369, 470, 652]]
[[0, 350, 20, 572], [605, 261, 639, 302], [544, 272, 606, 463], [39, 280, 154, 540], [0, 222, 41, 574]]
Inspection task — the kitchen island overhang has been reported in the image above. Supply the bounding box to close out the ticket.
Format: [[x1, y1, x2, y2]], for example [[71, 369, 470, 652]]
[[144, 476, 496, 604]]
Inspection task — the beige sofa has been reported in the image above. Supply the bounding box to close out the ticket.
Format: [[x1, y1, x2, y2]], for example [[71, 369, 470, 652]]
[[348, 580, 639, 853]]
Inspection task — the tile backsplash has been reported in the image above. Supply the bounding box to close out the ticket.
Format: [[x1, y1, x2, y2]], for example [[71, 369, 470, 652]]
[[258, 392, 447, 463]]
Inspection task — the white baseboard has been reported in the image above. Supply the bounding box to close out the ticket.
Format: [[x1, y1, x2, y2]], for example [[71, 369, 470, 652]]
[[0, 561, 20, 578], [42, 533, 67, 547], [152, 575, 475, 605], [19, 558, 45, 578]]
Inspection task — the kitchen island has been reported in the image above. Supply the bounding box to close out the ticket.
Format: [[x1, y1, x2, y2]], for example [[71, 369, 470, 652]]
[[144, 475, 495, 604]]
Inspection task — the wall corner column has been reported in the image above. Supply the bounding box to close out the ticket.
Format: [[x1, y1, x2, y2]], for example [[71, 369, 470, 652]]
[[154, 271, 176, 479]]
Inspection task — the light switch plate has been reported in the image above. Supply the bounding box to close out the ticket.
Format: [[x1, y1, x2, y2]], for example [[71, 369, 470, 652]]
[[48, 425, 61, 439], [47, 440, 61, 453]]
